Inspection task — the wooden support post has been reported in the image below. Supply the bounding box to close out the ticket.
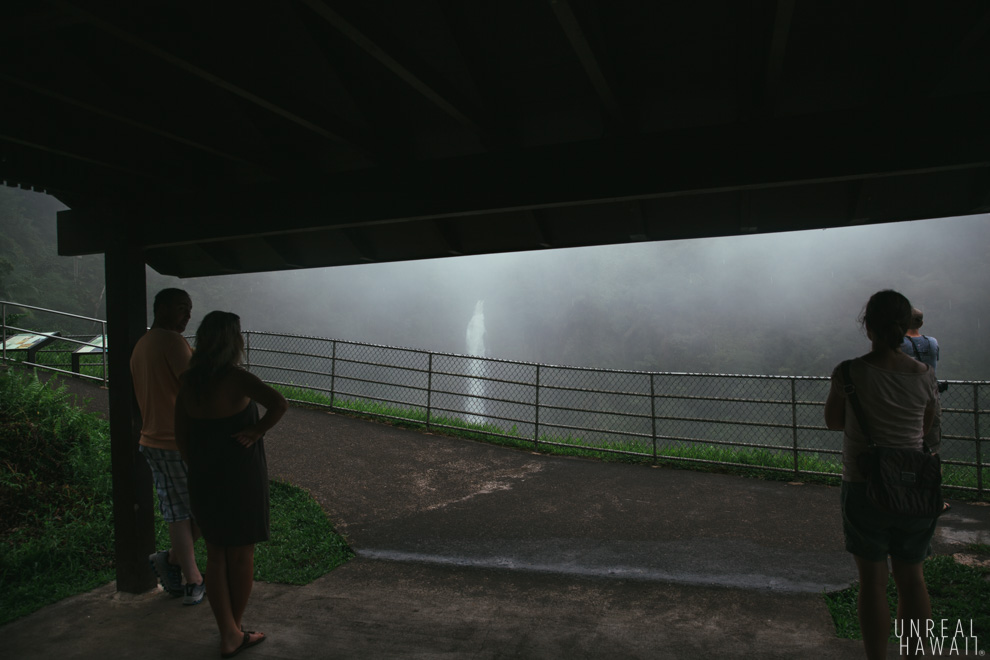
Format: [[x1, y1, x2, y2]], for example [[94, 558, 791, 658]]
[[104, 233, 156, 593]]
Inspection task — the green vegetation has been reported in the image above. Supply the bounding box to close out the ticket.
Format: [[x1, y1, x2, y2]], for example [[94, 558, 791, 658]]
[[824, 547, 990, 642], [0, 369, 115, 625], [151, 480, 353, 587], [0, 189, 105, 332], [0, 368, 353, 626]]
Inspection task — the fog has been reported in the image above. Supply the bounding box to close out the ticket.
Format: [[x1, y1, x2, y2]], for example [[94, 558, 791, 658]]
[[146, 213, 990, 380], [2, 185, 987, 380]]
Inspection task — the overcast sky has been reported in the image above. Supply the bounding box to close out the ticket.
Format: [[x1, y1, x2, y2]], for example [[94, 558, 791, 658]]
[[142, 211, 990, 378]]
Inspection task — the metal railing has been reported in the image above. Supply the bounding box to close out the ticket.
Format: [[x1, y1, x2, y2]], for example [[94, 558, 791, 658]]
[[3, 303, 986, 497], [1, 301, 109, 387], [241, 330, 986, 497]]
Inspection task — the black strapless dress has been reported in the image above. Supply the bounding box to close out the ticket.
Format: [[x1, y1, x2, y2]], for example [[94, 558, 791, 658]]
[[187, 401, 269, 546]]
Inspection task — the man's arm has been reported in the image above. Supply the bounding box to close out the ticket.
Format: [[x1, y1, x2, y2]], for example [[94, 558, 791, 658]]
[[167, 334, 193, 378]]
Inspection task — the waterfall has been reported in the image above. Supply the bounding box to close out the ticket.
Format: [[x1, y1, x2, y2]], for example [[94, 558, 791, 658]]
[[465, 300, 486, 422]]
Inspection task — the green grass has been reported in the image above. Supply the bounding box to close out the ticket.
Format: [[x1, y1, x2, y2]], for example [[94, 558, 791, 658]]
[[0, 367, 353, 626], [151, 480, 353, 586], [276, 384, 990, 494], [824, 547, 990, 642]]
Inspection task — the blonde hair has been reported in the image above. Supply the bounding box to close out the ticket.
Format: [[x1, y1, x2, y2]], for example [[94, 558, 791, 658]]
[[185, 311, 244, 401]]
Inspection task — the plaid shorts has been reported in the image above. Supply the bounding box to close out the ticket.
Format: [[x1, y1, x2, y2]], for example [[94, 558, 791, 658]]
[[139, 446, 192, 523]]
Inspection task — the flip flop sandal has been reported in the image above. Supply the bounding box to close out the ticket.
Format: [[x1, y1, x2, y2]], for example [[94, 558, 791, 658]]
[[221, 631, 266, 658]]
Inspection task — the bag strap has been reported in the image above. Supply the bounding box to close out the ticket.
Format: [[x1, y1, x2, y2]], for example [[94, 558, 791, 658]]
[[840, 360, 875, 448], [840, 358, 932, 454], [907, 336, 923, 360]]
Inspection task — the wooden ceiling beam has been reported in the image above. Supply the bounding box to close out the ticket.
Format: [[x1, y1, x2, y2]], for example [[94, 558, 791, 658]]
[[199, 243, 243, 274], [435, 220, 465, 256], [53, 0, 375, 160], [547, 0, 624, 124], [341, 228, 378, 262], [922, 7, 990, 97], [262, 236, 308, 270], [55, 93, 990, 256], [0, 72, 265, 171], [763, 0, 795, 113], [297, 0, 484, 134], [529, 209, 555, 249], [58, 94, 990, 261], [0, 129, 191, 195]]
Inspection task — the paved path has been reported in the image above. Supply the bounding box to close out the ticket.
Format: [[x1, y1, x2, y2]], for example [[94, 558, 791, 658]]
[[4, 373, 987, 658]]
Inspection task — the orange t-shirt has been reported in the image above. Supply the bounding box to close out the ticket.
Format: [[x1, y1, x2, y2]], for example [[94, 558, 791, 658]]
[[130, 328, 192, 450]]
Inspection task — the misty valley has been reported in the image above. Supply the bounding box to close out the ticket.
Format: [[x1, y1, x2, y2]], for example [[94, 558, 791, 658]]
[[2, 186, 989, 491]]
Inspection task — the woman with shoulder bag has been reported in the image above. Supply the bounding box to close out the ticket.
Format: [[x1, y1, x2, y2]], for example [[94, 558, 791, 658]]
[[824, 290, 940, 660]]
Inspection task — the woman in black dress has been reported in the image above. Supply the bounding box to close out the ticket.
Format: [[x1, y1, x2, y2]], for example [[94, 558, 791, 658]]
[[175, 311, 287, 658]]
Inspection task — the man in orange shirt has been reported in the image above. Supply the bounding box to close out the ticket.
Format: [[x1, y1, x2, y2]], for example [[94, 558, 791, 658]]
[[130, 288, 205, 605]]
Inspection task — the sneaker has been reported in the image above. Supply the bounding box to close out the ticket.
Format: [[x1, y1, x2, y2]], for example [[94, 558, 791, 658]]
[[148, 550, 183, 596], [183, 579, 206, 606]]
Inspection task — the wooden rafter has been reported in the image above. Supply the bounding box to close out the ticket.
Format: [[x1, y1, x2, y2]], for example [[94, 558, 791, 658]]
[[763, 0, 794, 113], [297, 0, 483, 133], [0, 72, 264, 170], [53, 0, 375, 159], [547, 0, 623, 124]]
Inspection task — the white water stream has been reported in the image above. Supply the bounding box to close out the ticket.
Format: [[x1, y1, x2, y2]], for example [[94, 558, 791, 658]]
[[465, 300, 487, 422]]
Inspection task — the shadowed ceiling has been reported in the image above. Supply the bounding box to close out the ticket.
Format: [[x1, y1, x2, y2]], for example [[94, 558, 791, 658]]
[[2, 1, 989, 277]]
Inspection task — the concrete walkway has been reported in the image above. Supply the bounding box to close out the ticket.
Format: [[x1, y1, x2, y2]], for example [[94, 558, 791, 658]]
[[4, 375, 988, 658]]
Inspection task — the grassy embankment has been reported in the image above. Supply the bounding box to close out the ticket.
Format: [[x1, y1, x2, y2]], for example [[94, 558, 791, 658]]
[[0, 367, 352, 626], [824, 549, 990, 642]]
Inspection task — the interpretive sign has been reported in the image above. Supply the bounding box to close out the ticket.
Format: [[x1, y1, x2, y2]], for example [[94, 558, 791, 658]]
[[72, 335, 108, 373], [1, 332, 61, 362]]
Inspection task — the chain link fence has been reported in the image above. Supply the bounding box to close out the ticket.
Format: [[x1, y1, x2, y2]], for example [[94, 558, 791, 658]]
[[242, 330, 987, 497], [3, 302, 986, 497]]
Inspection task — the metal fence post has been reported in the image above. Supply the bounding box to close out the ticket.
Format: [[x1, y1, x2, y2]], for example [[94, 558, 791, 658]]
[[244, 331, 251, 371], [791, 378, 799, 477], [330, 340, 337, 410], [427, 353, 434, 431], [534, 364, 541, 451], [976, 382, 984, 499], [101, 320, 109, 387], [650, 373, 657, 463]]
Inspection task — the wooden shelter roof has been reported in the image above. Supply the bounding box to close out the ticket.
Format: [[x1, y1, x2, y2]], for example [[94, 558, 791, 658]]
[[2, 1, 989, 277]]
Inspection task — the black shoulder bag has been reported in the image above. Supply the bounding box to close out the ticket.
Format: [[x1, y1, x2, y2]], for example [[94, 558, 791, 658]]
[[841, 360, 943, 518]]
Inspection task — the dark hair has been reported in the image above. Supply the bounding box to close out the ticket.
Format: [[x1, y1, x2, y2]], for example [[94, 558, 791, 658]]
[[859, 290, 912, 350], [185, 311, 243, 401], [153, 288, 190, 314]]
